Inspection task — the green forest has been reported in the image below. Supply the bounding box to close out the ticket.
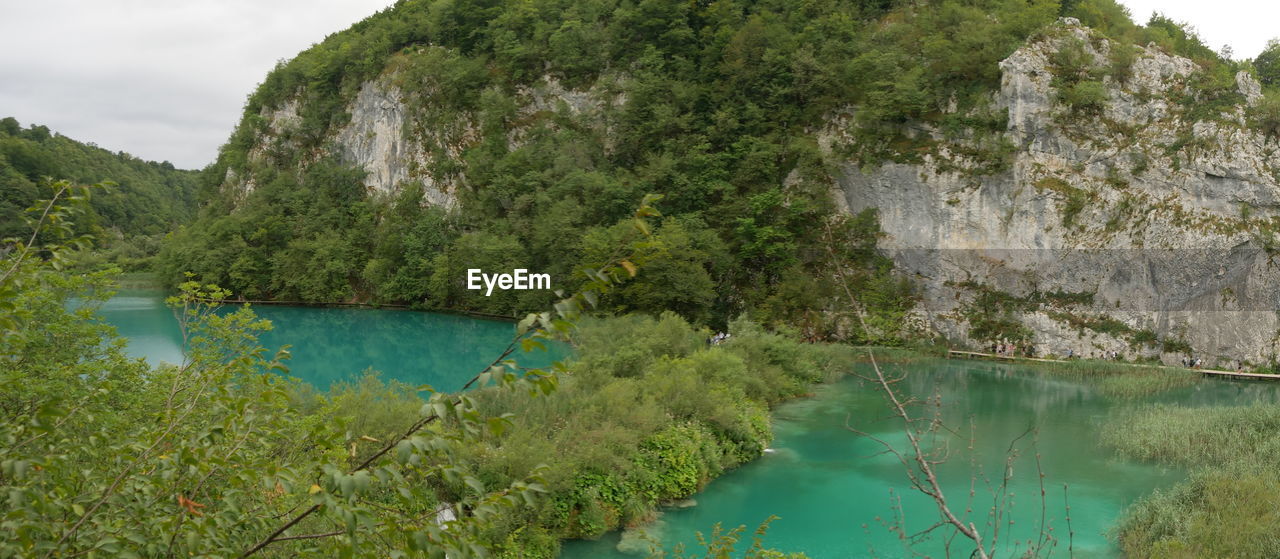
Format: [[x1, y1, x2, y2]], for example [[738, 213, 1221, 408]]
[[0, 118, 199, 257], [8, 0, 1280, 557]]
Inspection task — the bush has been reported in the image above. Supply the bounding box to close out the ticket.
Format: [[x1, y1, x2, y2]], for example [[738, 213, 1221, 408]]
[[1062, 79, 1109, 114], [454, 312, 850, 550], [1249, 89, 1280, 139]]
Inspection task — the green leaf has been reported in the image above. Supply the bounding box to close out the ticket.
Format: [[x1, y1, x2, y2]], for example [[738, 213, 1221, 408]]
[[487, 417, 508, 437]]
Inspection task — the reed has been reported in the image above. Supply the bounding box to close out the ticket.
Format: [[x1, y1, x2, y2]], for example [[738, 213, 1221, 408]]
[[1104, 405, 1280, 556], [1028, 358, 1201, 399]]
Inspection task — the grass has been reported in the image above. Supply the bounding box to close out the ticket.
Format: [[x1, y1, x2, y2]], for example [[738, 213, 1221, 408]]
[[1116, 466, 1280, 558], [1040, 359, 1201, 399], [1102, 405, 1280, 556], [954, 356, 1203, 400], [1102, 404, 1280, 466]]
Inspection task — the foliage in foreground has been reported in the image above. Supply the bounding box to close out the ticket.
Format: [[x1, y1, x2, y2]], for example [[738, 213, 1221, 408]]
[[0, 276, 554, 557], [0, 189, 639, 557], [1, 188, 827, 557]]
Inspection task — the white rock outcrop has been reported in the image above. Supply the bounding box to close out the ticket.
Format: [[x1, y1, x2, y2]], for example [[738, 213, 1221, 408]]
[[229, 72, 618, 210], [334, 81, 453, 207], [833, 22, 1280, 364]]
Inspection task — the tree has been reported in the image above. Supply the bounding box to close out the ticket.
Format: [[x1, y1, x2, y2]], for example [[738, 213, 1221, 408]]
[[0, 116, 19, 136], [851, 351, 1063, 558], [1256, 38, 1280, 87]]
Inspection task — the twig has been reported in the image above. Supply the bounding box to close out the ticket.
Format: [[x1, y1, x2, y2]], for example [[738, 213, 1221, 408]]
[[859, 350, 990, 559], [238, 328, 529, 557], [1, 183, 70, 286]]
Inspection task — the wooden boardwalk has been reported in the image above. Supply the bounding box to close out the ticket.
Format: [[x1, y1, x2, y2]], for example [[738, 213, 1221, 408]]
[[947, 350, 1280, 381]]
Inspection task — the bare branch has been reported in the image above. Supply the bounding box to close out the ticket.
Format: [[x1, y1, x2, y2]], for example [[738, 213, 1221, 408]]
[[861, 350, 990, 559]]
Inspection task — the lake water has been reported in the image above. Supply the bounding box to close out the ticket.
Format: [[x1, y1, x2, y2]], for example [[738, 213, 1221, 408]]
[[97, 291, 1274, 557], [561, 359, 1279, 559], [96, 289, 556, 391]]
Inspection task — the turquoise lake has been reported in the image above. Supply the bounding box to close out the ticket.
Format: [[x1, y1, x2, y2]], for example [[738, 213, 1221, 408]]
[[561, 360, 1280, 559], [96, 289, 556, 391], [96, 290, 1280, 558]]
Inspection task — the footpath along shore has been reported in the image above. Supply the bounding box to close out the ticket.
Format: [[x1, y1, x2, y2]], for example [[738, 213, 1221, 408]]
[[947, 349, 1280, 381]]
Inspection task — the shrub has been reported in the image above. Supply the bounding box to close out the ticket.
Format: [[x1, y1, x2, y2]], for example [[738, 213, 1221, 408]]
[[1062, 79, 1109, 114], [1248, 89, 1280, 139]]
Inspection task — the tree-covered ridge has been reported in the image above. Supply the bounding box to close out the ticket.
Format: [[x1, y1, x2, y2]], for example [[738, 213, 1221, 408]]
[[162, 0, 1260, 335], [0, 117, 199, 243]]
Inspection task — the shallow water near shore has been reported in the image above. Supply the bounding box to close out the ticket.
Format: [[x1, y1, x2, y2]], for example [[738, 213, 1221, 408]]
[[560, 359, 1280, 558]]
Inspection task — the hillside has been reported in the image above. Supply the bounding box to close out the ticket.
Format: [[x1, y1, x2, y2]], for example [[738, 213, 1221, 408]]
[[161, 0, 1280, 361], [0, 117, 200, 241]]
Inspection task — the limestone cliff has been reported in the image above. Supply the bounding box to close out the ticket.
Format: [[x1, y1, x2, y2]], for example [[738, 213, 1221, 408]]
[[832, 19, 1280, 365], [229, 69, 615, 209]]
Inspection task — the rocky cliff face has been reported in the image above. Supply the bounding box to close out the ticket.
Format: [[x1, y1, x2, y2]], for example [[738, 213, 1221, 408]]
[[231, 70, 616, 210], [237, 77, 456, 207], [832, 19, 1280, 365], [333, 80, 450, 206]]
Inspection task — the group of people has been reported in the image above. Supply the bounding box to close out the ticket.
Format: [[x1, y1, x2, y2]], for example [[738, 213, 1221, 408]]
[[991, 342, 1034, 358], [1178, 356, 1248, 372], [1061, 348, 1124, 360]]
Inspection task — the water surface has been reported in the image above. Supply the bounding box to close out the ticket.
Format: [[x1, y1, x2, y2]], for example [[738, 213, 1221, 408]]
[[560, 359, 1272, 558], [96, 289, 556, 391], [98, 291, 1269, 557]]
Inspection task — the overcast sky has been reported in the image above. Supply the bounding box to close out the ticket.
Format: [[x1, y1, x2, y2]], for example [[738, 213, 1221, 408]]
[[0, 1, 1276, 170], [0, 1, 394, 170]]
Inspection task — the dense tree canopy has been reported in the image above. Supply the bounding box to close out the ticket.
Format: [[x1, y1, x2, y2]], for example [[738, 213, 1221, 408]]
[[0, 118, 199, 243], [1256, 39, 1280, 87]]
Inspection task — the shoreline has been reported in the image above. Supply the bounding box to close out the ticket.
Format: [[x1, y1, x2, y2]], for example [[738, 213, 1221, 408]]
[[114, 280, 520, 322]]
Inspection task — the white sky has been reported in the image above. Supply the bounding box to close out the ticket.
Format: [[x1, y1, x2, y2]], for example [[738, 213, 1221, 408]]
[[0, 1, 1276, 170], [0, 1, 394, 170], [1118, 0, 1277, 59]]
